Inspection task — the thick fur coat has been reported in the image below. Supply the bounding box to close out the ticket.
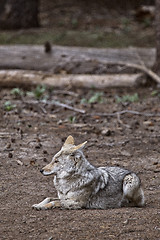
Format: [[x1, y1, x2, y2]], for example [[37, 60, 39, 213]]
[[32, 136, 145, 210]]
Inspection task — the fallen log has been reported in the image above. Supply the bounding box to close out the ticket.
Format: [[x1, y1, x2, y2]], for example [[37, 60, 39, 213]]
[[0, 45, 155, 74], [0, 70, 142, 88]]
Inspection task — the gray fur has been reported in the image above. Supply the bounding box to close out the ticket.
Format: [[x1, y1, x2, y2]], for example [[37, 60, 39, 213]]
[[32, 136, 145, 210]]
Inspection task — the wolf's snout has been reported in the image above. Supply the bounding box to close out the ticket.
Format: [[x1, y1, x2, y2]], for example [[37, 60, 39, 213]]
[[40, 169, 44, 174]]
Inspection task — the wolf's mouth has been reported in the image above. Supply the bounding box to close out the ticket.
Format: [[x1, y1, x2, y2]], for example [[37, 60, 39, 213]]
[[40, 169, 54, 176]]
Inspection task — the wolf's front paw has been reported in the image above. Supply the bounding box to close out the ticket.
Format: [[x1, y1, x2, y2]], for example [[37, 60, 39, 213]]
[[32, 202, 55, 210], [32, 197, 52, 210], [32, 203, 43, 210], [32, 203, 39, 210]]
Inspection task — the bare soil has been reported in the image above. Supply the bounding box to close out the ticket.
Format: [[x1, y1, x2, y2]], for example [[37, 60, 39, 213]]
[[0, 86, 160, 240]]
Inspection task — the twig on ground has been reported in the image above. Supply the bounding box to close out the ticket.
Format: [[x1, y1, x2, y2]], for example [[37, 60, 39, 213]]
[[117, 112, 123, 125], [23, 100, 47, 114], [51, 100, 86, 114], [88, 110, 160, 117], [38, 105, 47, 114], [107, 60, 160, 84], [23, 100, 86, 114], [53, 90, 78, 97]]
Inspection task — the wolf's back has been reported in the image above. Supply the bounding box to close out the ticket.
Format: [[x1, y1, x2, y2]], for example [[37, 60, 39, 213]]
[[88, 166, 131, 209], [101, 166, 131, 183]]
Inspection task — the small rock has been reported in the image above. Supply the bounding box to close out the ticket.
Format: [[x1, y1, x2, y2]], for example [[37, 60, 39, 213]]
[[123, 219, 129, 224], [5, 143, 11, 149], [153, 161, 158, 165], [57, 119, 63, 125], [11, 138, 16, 143], [43, 157, 48, 162], [101, 128, 111, 136], [8, 152, 13, 158], [30, 160, 36, 166], [143, 120, 154, 126], [43, 150, 48, 154], [48, 237, 53, 240], [153, 163, 160, 173], [121, 150, 132, 157], [35, 143, 42, 149], [16, 160, 23, 166]]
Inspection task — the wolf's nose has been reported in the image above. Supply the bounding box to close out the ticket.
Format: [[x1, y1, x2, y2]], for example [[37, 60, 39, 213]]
[[40, 169, 44, 174]]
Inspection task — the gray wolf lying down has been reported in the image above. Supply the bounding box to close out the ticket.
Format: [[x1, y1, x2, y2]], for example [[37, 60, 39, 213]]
[[32, 135, 145, 210]]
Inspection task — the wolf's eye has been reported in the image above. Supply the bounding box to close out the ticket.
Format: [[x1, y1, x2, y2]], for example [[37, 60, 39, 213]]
[[70, 153, 75, 157], [54, 159, 59, 163]]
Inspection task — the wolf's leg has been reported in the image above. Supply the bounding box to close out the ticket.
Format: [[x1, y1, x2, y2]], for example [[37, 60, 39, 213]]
[[123, 173, 145, 207], [32, 198, 61, 210]]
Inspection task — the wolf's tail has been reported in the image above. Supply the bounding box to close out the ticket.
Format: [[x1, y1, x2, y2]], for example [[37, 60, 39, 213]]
[[123, 173, 145, 207]]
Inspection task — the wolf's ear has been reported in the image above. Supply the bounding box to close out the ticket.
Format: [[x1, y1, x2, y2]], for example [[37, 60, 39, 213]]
[[63, 135, 75, 146], [72, 141, 87, 152]]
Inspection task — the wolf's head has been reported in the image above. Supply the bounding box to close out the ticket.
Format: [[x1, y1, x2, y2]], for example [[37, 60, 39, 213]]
[[40, 135, 87, 176]]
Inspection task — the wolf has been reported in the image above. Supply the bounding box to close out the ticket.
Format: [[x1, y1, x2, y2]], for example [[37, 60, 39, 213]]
[[32, 135, 145, 210]]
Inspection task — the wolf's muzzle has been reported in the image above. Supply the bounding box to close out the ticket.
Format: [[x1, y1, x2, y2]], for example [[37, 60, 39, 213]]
[[40, 169, 44, 174]]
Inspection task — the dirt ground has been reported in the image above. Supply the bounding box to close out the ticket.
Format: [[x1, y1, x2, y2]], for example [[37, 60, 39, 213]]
[[0, 86, 160, 240]]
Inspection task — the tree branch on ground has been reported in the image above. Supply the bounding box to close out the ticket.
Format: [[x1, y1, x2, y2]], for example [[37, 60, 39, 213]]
[[106, 61, 160, 84], [23, 100, 86, 114], [88, 110, 160, 117]]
